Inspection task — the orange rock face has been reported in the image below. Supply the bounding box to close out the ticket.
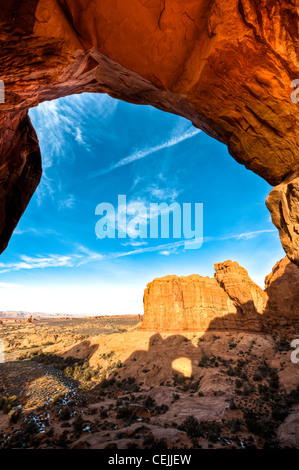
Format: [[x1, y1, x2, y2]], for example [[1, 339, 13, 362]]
[[0, 1, 299, 258], [267, 176, 299, 265], [142, 257, 299, 332], [265, 256, 299, 321], [143, 274, 240, 331], [142, 260, 267, 332], [214, 260, 268, 316]]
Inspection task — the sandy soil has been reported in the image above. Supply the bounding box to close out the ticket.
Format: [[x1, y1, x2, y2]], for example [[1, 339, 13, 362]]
[[0, 316, 299, 449]]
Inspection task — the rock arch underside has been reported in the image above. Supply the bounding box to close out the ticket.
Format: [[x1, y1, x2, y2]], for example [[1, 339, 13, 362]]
[[0, 0, 299, 265]]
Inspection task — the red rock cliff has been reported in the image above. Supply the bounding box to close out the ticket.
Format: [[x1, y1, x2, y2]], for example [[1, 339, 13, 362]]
[[0, 1, 299, 260], [142, 257, 299, 332], [265, 256, 299, 322], [142, 260, 267, 331]]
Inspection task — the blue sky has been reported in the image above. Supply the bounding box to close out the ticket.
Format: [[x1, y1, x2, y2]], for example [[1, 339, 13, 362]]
[[0, 93, 285, 314]]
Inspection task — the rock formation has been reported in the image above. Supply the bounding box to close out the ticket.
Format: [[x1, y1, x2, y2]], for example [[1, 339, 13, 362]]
[[267, 176, 299, 265], [214, 260, 268, 316], [142, 260, 268, 331], [0, 1, 299, 260], [143, 257, 299, 332], [265, 256, 299, 322]]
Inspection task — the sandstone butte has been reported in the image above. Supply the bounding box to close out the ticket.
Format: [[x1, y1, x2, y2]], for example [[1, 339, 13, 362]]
[[141, 257, 299, 332], [0, 1, 299, 265]]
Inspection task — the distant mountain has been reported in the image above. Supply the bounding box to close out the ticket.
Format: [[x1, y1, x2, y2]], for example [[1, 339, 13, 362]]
[[0, 311, 74, 319], [0, 311, 141, 319]]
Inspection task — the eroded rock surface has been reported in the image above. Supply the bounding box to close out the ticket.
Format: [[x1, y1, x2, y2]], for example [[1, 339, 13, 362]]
[[265, 256, 299, 322], [214, 260, 268, 316], [143, 257, 299, 332], [267, 175, 299, 265], [142, 260, 267, 331], [0, 1, 299, 256]]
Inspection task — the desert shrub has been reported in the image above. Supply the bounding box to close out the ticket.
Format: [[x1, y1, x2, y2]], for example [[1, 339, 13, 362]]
[[64, 366, 74, 376], [100, 377, 116, 389], [179, 416, 200, 438], [257, 363, 271, 378], [258, 384, 269, 396], [229, 400, 237, 410], [156, 404, 169, 414], [198, 355, 209, 368], [102, 351, 115, 359], [179, 417, 221, 442], [244, 411, 275, 439], [22, 419, 39, 435], [253, 372, 263, 381], [143, 396, 156, 408], [268, 370, 279, 390], [271, 403, 288, 422], [116, 406, 136, 423], [72, 415, 84, 436], [9, 407, 22, 424], [242, 384, 255, 396], [52, 393, 64, 404], [235, 379, 243, 389], [153, 438, 168, 449], [277, 337, 290, 352], [100, 409, 108, 419], [286, 386, 299, 406], [18, 352, 30, 361], [59, 406, 71, 421], [82, 369, 93, 381], [0, 395, 19, 414], [228, 419, 241, 433], [143, 436, 155, 447], [31, 352, 86, 382], [57, 430, 69, 448]]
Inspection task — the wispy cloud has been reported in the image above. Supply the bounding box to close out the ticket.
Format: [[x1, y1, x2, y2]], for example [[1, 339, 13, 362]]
[[14, 227, 61, 237], [159, 247, 180, 256], [89, 128, 201, 178], [121, 240, 148, 248], [29, 94, 118, 205], [219, 229, 276, 241], [145, 184, 181, 202], [0, 228, 277, 274], [0, 254, 78, 274], [58, 194, 76, 211]]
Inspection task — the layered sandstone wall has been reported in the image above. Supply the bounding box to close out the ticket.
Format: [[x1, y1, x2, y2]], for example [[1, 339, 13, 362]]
[[214, 260, 268, 316], [142, 260, 267, 331], [142, 257, 299, 332]]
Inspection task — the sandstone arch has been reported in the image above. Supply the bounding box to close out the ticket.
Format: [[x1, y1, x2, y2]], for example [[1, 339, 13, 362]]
[[0, 1, 298, 261]]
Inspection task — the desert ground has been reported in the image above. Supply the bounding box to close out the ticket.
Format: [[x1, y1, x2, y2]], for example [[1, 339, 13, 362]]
[[0, 315, 299, 449]]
